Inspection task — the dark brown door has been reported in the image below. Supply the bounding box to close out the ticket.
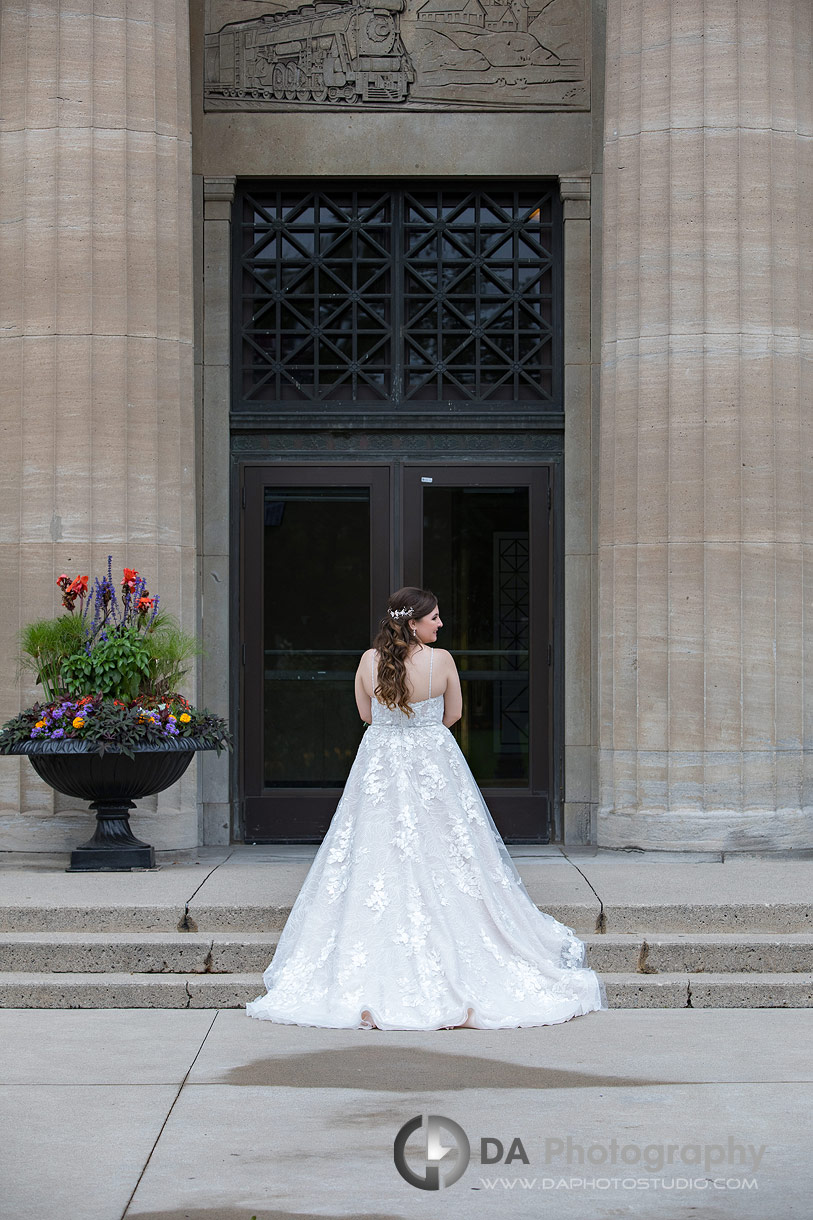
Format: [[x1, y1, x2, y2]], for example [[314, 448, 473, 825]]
[[403, 465, 553, 841], [241, 463, 554, 842], [241, 465, 391, 840]]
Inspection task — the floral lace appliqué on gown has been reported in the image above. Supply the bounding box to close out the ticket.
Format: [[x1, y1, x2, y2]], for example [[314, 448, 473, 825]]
[[246, 691, 608, 1030]]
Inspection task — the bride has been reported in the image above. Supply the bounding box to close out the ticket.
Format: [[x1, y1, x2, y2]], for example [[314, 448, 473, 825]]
[[246, 587, 607, 1030]]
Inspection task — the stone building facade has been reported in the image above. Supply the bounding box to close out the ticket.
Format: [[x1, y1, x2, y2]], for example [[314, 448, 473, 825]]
[[0, 1, 810, 854]]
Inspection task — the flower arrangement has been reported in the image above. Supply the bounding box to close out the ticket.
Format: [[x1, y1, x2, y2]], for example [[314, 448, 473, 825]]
[[0, 559, 231, 757]]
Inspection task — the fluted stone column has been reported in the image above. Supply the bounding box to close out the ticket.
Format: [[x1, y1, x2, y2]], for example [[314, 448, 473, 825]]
[[199, 175, 235, 845], [599, 0, 813, 850], [0, 1, 197, 849]]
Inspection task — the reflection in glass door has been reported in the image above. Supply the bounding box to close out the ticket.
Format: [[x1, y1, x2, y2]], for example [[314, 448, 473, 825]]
[[404, 467, 553, 841], [242, 467, 390, 840]]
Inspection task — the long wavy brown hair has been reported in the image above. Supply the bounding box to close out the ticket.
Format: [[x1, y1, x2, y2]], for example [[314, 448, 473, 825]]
[[371, 586, 437, 716]]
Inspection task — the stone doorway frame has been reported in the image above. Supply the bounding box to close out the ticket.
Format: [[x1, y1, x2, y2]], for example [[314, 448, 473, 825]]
[[196, 174, 597, 845]]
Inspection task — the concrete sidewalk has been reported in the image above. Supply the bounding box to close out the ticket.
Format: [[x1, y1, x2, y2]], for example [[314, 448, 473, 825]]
[[1, 847, 811, 1216], [1, 1005, 811, 1219]]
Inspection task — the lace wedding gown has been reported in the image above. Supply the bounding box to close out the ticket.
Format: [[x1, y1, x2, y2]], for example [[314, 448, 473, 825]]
[[246, 660, 607, 1030]]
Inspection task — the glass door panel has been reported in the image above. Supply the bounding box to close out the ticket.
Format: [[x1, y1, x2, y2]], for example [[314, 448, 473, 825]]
[[242, 466, 390, 840], [403, 466, 552, 841], [421, 486, 530, 787], [263, 487, 370, 788]]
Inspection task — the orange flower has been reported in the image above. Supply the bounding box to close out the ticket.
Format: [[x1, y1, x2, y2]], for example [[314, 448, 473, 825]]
[[72, 717, 85, 729], [35, 719, 46, 729], [68, 575, 88, 596], [179, 713, 192, 723]]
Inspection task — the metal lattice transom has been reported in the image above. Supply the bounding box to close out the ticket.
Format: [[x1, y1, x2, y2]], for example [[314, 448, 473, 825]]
[[237, 185, 561, 408]]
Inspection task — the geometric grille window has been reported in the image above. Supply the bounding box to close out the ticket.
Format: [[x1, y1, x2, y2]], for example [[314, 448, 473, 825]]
[[401, 191, 558, 403], [235, 184, 561, 410]]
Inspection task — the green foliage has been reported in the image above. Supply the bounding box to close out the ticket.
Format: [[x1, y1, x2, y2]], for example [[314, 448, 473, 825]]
[[140, 616, 203, 697], [19, 615, 87, 702], [19, 611, 202, 705], [62, 625, 154, 701]]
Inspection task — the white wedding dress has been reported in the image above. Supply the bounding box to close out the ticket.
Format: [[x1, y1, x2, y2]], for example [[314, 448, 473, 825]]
[[246, 656, 607, 1030]]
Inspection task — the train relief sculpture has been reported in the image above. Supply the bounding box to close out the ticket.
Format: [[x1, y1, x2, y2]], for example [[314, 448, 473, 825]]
[[207, 0, 414, 105], [205, 0, 588, 110]]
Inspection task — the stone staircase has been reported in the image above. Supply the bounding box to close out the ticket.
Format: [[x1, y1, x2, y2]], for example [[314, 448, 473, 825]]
[[1, 899, 811, 1009]]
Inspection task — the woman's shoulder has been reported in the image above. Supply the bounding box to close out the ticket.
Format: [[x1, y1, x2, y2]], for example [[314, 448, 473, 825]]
[[357, 647, 376, 668], [431, 647, 456, 666]]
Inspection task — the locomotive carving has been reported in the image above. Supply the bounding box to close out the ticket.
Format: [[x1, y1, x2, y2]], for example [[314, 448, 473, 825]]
[[205, 0, 415, 105]]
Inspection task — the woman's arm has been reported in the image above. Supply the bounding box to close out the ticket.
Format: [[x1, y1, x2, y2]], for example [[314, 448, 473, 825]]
[[440, 650, 463, 727], [354, 649, 373, 724]]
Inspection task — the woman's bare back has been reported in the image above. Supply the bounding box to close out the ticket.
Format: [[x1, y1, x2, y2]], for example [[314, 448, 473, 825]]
[[360, 645, 443, 703], [355, 645, 462, 727]]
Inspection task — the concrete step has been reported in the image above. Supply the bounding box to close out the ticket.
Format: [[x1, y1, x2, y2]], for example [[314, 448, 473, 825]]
[[602, 973, 813, 1010], [0, 972, 253, 1009], [588, 934, 813, 973], [3, 931, 813, 975], [1, 970, 811, 1010], [0, 932, 281, 974], [2, 901, 811, 934]]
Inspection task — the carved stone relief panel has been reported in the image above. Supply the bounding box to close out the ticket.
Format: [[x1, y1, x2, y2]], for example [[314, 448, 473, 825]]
[[205, 0, 588, 111]]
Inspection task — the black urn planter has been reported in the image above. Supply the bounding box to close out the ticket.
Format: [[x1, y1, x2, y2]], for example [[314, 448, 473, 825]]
[[10, 738, 212, 871]]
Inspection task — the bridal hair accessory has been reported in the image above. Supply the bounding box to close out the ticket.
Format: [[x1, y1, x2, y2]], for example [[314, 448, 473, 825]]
[[388, 606, 414, 620]]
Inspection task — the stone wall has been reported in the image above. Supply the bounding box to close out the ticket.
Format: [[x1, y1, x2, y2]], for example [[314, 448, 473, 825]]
[[599, 0, 813, 850], [0, 1, 199, 851]]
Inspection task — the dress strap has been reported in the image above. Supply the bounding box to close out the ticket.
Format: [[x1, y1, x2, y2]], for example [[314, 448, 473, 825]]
[[428, 647, 434, 698]]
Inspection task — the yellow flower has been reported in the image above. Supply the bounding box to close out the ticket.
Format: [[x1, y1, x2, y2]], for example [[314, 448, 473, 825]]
[[179, 713, 192, 723], [72, 717, 85, 729], [35, 719, 46, 729]]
